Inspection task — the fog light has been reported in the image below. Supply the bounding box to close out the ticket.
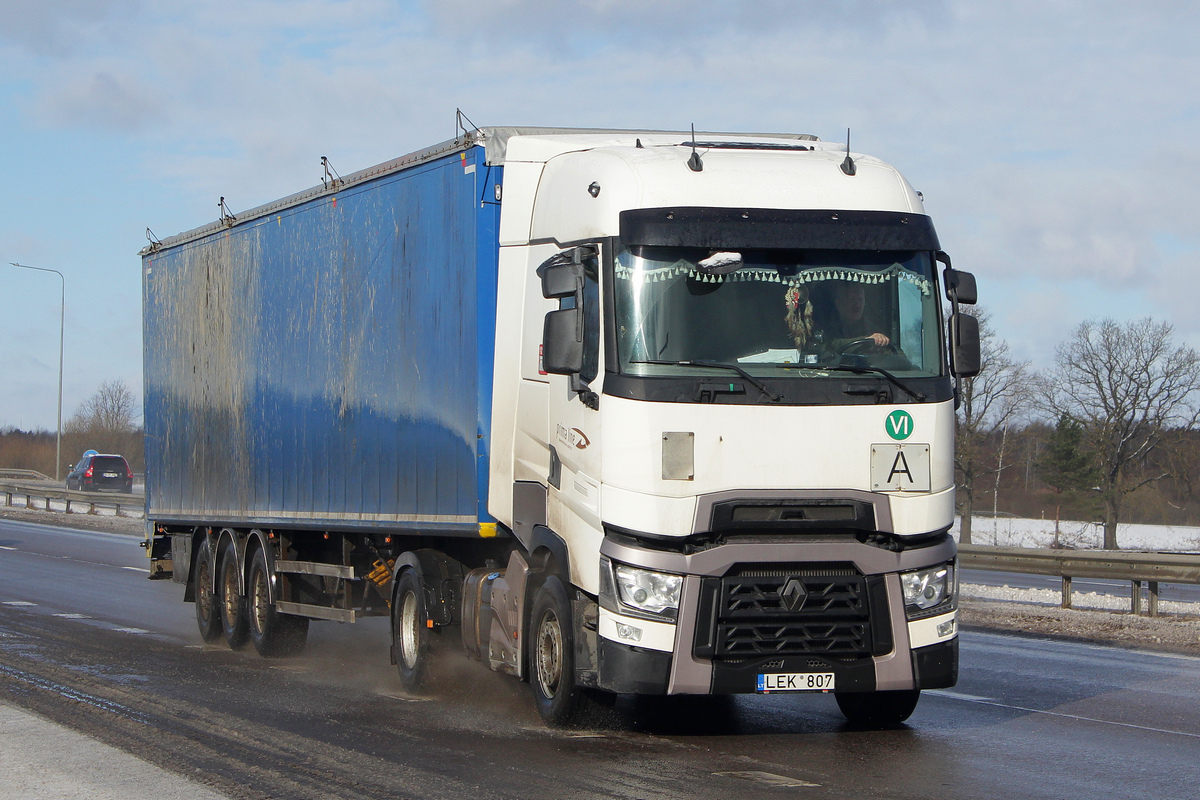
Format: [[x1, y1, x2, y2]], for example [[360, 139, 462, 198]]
[[616, 623, 642, 642], [937, 618, 957, 638]]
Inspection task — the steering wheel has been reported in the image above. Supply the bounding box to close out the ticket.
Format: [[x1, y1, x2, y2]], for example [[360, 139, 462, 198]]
[[841, 337, 898, 355]]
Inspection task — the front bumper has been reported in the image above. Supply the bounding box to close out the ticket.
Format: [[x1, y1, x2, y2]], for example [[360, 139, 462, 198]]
[[596, 534, 958, 695]]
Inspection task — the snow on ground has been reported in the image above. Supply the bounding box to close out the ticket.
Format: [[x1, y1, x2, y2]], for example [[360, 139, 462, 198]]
[[953, 516, 1200, 552], [960, 582, 1200, 615]]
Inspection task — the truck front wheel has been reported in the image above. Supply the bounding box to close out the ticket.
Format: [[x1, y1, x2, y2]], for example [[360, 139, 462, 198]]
[[392, 568, 430, 692], [529, 575, 584, 727], [193, 542, 222, 643], [247, 549, 309, 657], [835, 689, 921, 728], [219, 539, 250, 650]]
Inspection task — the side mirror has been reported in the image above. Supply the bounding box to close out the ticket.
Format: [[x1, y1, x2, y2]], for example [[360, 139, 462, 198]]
[[949, 311, 981, 378], [542, 308, 584, 374], [539, 254, 582, 300], [943, 268, 977, 305], [937, 251, 977, 305], [537, 247, 600, 407], [538, 255, 586, 376]]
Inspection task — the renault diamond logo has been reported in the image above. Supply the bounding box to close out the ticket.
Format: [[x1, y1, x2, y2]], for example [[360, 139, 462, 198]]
[[780, 578, 807, 611]]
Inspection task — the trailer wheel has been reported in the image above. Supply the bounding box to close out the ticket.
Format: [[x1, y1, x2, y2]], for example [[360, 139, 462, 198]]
[[193, 541, 222, 643], [219, 538, 250, 650], [835, 689, 921, 728], [392, 568, 431, 692], [529, 575, 584, 727], [247, 549, 309, 657]]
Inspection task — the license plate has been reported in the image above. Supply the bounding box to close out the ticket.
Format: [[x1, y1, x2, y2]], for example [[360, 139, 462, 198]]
[[103, 472, 118, 478], [757, 672, 835, 692]]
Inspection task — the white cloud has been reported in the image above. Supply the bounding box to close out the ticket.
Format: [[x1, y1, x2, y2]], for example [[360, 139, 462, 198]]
[[4, 0, 1200, 426]]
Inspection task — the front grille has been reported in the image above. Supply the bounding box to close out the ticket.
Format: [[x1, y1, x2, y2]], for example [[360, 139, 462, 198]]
[[695, 564, 881, 659]]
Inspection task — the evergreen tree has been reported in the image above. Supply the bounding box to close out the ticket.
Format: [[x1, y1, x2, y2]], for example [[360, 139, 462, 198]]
[[1037, 414, 1099, 494]]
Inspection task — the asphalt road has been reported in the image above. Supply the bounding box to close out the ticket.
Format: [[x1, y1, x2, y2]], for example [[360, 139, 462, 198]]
[[2, 518, 1199, 799]]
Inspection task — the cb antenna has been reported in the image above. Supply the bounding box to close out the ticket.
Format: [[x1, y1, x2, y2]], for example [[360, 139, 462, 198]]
[[687, 123, 703, 172], [840, 127, 857, 176]]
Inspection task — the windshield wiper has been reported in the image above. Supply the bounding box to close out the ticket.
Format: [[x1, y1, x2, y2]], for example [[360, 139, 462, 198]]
[[777, 362, 927, 402], [631, 360, 782, 402]]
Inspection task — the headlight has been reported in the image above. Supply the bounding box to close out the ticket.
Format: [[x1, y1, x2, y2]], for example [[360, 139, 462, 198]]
[[608, 561, 683, 618], [900, 562, 955, 617]]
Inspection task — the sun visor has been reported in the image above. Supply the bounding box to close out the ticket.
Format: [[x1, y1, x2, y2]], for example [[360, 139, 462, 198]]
[[619, 208, 940, 251]]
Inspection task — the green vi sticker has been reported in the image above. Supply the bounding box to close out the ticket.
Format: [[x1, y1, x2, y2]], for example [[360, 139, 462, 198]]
[[885, 409, 914, 441]]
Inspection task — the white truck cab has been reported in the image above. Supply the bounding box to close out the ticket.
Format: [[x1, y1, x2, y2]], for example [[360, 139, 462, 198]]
[[481, 129, 979, 724]]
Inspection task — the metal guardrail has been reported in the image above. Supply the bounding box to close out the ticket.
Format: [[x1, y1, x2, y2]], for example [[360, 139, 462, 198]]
[[0, 469, 53, 481], [0, 481, 142, 519], [958, 544, 1200, 617]]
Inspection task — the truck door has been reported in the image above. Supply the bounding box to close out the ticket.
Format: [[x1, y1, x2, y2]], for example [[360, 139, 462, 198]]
[[538, 246, 604, 572]]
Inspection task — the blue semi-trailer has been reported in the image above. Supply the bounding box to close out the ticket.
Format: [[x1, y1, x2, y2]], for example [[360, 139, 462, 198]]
[[143, 127, 979, 726]]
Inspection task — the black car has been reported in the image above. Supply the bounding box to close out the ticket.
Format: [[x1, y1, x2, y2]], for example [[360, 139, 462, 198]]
[[66, 453, 134, 494]]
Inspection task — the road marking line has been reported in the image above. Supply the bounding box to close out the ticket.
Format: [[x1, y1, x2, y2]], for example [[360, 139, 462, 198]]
[[52, 613, 89, 619], [965, 629, 1200, 663], [376, 691, 432, 702], [112, 627, 149, 634], [926, 689, 995, 702], [933, 691, 1200, 738], [2, 601, 36, 606], [121, 566, 147, 572], [0, 546, 16, 550], [714, 771, 821, 788]]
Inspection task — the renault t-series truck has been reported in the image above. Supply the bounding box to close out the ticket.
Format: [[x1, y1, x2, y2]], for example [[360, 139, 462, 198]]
[[142, 127, 980, 727]]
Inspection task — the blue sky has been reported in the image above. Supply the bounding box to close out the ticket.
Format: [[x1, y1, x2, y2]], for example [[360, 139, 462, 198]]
[[2, 0, 1198, 430]]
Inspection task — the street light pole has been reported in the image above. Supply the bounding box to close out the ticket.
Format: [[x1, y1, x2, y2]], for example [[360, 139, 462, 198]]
[[8, 263, 66, 481]]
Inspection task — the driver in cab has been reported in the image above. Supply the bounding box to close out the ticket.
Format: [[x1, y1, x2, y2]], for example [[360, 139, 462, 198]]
[[825, 282, 890, 351]]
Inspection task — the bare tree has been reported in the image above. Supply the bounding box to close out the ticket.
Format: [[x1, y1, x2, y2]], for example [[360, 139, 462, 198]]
[[64, 379, 142, 469], [955, 308, 1030, 543], [68, 379, 137, 434], [1038, 318, 1200, 549]]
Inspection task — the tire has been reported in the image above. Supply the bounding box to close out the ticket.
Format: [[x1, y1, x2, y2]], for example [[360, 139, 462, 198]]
[[218, 538, 250, 650], [247, 548, 309, 657], [835, 689, 921, 728], [392, 568, 431, 692], [193, 541, 222, 643], [528, 575, 584, 727]]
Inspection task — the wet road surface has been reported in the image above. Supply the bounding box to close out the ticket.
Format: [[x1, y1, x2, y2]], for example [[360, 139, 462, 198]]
[[2, 518, 1199, 799]]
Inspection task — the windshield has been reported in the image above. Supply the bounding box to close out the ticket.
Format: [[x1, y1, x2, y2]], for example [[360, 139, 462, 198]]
[[613, 245, 942, 378]]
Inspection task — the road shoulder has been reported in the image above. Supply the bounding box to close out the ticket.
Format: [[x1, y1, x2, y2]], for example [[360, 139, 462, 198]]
[[0, 701, 228, 800], [960, 597, 1200, 657]]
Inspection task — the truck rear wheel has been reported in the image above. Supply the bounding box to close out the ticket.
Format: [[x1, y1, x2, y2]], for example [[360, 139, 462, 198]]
[[248, 548, 309, 657], [835, 689, 921, 727], [529, 575, 584, 727], [392, 568, 430, 692], [219, 538, 250, 650], [193, 542, 222, 643]]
